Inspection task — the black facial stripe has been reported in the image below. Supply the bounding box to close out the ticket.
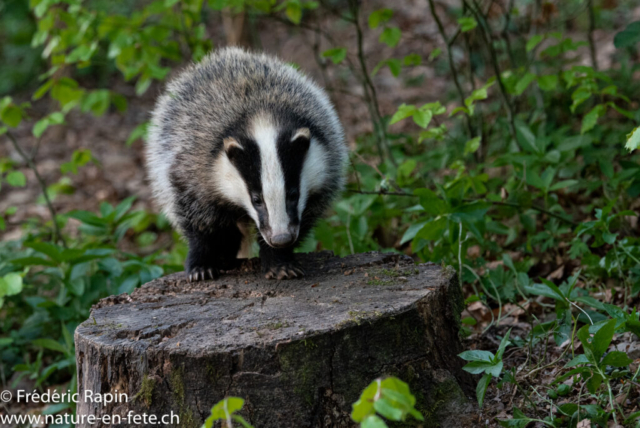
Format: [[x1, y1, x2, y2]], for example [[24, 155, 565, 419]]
[[223, 137, 271, 230], [277, 130, 310, 225]]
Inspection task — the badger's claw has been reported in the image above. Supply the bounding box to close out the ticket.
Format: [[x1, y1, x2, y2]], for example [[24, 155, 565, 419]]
[[264, 263, 305, 280], [187, 266, 219, 283]]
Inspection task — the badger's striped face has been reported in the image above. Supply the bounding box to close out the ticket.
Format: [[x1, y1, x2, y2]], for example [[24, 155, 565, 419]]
[[214, 113, 328, 248]]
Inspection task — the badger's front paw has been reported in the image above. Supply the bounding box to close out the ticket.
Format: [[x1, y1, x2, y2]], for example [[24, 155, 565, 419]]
[[186, 265, 219, 282], [263, 261, 305, 280]]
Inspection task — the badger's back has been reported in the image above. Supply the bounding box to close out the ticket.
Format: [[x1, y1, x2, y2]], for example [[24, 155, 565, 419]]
[[146, 48, 347, 231]]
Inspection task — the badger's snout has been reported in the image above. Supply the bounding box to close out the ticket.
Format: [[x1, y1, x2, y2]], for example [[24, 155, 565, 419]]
[[270, 232, 296, 248], [262, 226, 299, 248]]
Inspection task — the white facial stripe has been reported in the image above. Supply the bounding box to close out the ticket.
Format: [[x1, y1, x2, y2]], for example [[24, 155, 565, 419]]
[[212, 155, 259, 224], [298, 137, 329, 218], [251, 116, 290, 236]]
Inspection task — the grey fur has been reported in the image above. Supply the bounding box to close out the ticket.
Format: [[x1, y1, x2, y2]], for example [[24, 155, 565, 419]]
[[146, 47, 347, 261]]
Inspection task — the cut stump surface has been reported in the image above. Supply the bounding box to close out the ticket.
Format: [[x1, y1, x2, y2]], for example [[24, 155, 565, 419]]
[[75, 251, 475, 427]]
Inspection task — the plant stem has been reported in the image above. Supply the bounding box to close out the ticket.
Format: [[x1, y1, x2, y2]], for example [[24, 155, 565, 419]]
[[465, 0, 518, 142], [587, 0, 598, 71], [349, 0, 396, 167], [6, 130, 67, 248], [499, 0, 517, 70], [345, 189, 578, 225], [427, 0, 474, 139]]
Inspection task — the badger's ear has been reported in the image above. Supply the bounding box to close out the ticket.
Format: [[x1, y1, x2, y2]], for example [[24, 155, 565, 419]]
[[223, 137, 244, 153], [291, 127, 310, 143]]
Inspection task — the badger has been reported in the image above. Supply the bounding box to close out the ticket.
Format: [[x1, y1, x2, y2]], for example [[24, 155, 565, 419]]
[[146, 48, 348, 282]]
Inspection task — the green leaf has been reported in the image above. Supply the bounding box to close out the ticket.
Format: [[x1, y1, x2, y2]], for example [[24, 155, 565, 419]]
[[9, 257, 57, 267], [526, 34, 544, 52], [232, 415, 255, 428], [414, 188, 448, 215], [127, 122, 149, 146], [515, 122, 540, 154], [581, 104, 606, 134], [464, 137, 481, 155], [476, 373, 491, 407], [523, 281, 565, 301], [322, 48, 347, 65], [415, 217, 447, 241], [368, 9, 393, 29], [549, 180, 578, 191], [514, 73, 536, 95], [33, 79, 54, 100], [208, 397, 245, 420], [286, 1, 302, 24], [400, 221, 427, 245], [389, 104, 416, 125], [379, 27, 401, 47], [351, 380, 378, 422], [361, 415, 388, 428], [495, 329, 512, 360], [586, 372, 603, 393], [498, 408, 536, 428], [458, 17, 477, 32], [614, 21, 640, 48], [33, 118, 50, 138], [67, 278, 85, 296], [413, 109, 433, 128], [565, 354, 589, 367], [556, 384, 571, 396], [373, 397, 403, 421], [428, 47, 441, 61], [373, 59, 402, 77], [537, 74, 558, 91], [0, 273, 23, 296], [402, 53, 421, 66], [601, 351, 633, 367], [591, 319, 617, 362], [462, 360, 503, 376], [459, 350, 495, 363], [25, 241, 63, 262], [6, 171, 26, 187], [625, 127, 640, 152], [0, 104, 23, 128], [32, 338, 67, 354]]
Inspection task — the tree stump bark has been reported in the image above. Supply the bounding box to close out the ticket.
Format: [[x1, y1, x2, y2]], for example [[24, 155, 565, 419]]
[[75, 251, 476, 428]]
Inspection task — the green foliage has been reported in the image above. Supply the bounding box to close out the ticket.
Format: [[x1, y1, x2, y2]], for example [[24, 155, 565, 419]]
[[202, 397, 254, 428], [322, 47, 347, 65], [351, 377, 423, 427], [614, 21, 640, 48], [459, 330, 511, 407], [200, 377, 422, 428]]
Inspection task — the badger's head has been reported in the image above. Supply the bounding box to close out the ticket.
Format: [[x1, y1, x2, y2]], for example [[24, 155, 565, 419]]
[[214, 112, 329, 248]]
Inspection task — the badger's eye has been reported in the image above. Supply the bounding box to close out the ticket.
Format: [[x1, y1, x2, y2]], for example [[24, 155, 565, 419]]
[[288, 190, 299, 200], [252, 195, 262, 205]]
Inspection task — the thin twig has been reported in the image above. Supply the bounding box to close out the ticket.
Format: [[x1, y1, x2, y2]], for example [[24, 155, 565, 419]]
[[500, 0, 517, 70], [6, 131, 67, 247], [587, 0, 598, 70], [465, 0, 518, 142], [349, 0, 396, 166], [427, 0, 473, 139], [345, 188, 578, 225]]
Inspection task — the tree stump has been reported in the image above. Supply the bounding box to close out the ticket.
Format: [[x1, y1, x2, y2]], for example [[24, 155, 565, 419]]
[[75, 251, 476, 428]]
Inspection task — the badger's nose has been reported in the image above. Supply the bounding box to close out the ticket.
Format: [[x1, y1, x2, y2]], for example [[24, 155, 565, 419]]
[[270, 233, 295, 248]]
